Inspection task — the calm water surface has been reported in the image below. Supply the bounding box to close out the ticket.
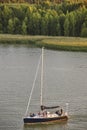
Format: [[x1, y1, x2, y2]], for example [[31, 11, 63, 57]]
[[0, 45, 87, 130]]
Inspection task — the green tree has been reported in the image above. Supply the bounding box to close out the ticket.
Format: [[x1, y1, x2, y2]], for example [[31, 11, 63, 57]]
[[56, 21, 61, 36], [64, 12, 76, 36], [7, 19, 14, 33], [74, 8, 85, 36], [8, 17, 21, 34], [25, 6, 35, 34], [59, 13, 65, 36], [64, 17, 69, 36], [31, 12, 41, 35], [81, 22, 87, 37], [69, 12, 76, 36], [13, 17, 21, 34], [40, 17, 48, 35], [21, 17, 28, 34], [0, 23, 3, 33], [2, 5, 12, 33], [47, 10, 58, 36], [81, 28, 87, 37]]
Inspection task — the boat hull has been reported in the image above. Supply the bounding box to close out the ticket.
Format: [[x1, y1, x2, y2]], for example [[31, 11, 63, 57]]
[[23, 116, 68, 125]]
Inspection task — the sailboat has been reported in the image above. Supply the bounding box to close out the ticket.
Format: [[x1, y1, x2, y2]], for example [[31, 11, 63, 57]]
[[23, 47, 68, 125]]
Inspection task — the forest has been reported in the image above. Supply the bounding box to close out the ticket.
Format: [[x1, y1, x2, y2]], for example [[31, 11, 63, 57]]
[[0, 0, 87, 4], [0, 0, 87, 37]]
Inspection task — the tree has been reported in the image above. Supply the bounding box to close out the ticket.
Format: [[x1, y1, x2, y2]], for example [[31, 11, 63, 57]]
[[81, 22, 87, 37], [56, 20, 61, 36], [64, 11, 76, 36], [69, 12, 76, 36], [25, 6, 35, 34], [8, 17, 21, 34], [0, 23, 3, 33], [40, 17, 48, 35], [81, 28, 87, 37], [47, 10, 58, 36], [2, 5, 12, 33], [64, 17, 69, 36], [13, 17, 21, 34], [21, 17, 28, 34], [7, 19, 14, 33], [31, 12, 41, 35], [59, 13, 65, 36], [74, 8, 85, 37]]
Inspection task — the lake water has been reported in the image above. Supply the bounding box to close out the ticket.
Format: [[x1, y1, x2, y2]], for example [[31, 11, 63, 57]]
[[0, 45, 87, 130]]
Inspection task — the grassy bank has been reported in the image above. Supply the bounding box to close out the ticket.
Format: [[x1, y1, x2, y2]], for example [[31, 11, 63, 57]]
[[0, 34, 87, 52]]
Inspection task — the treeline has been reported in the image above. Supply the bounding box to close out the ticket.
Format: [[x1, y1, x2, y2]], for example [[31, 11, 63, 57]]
[[0, 3, 87, 37], [0, 0, 87, 4]]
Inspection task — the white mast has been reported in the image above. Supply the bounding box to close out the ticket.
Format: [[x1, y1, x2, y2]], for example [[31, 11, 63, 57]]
[[41, 47, 44, 106]]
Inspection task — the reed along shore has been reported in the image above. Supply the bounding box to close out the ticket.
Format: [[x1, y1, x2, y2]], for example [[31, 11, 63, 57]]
[[0, 34, 87, 52]]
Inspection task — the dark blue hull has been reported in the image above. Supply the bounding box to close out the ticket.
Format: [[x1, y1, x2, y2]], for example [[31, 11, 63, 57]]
[[23, 116, 68, 125]]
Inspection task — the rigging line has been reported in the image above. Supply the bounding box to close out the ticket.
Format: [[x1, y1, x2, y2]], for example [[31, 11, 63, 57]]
[[41, 47, 44, 106], [25, 55, 41, 116]]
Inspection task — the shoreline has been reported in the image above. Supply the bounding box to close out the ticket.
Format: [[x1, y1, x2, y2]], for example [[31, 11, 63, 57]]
[[0, 34, 87, 52]]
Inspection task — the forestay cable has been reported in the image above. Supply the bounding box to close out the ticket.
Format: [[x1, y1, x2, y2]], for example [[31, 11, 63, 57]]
[[25, 55, 41, 116]]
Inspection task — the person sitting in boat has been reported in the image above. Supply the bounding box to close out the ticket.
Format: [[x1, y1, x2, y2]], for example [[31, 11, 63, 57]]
[[30, 113, 36, 117], [42, 110, 47, 117], [55, 109, 63, 116], [38, 112, 41, 116], [38, 111, 42, 117]]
